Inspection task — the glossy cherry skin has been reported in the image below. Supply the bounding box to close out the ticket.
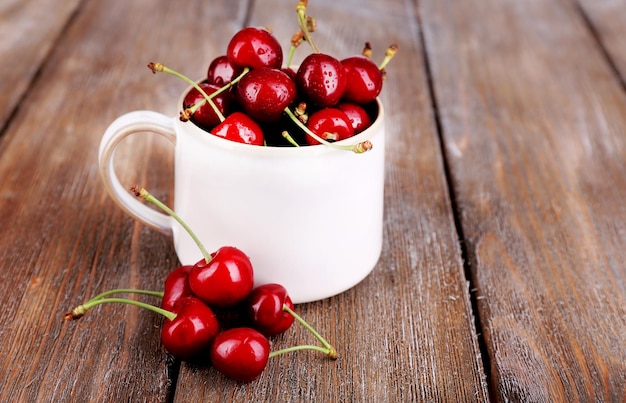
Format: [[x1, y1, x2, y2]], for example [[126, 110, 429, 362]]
[[160, 297, 220, 361], [207, 55, 244, 86], [211, 112, 265, 146], [305, 107, 354, 145], [210, 327, 270, 382], [188, 246, 255, 308], [236, 67, 297, 123], [183, 83, 232, 130], [340, 55, 383, 104], [296, 53, 347, 108], [161, 265, 193, 312], [227, 27, 283, 69], [337, 102, 372, 134], [245, 283, 295, 337]]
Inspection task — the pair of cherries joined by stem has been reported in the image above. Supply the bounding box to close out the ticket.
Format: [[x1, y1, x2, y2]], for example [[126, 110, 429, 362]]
[[65, 187, 336, 382], [147, 0, 397, 153]]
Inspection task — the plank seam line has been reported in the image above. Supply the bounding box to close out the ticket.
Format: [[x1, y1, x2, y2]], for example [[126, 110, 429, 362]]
[[0, 1, 87, 142], [414, 1, 494, 400], [573, 0, 626, 92]]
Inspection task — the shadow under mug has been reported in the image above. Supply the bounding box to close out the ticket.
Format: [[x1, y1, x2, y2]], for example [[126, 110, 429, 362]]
[[98, 91, 385, 303]]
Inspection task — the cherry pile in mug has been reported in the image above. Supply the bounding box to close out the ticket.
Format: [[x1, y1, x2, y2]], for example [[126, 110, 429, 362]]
[[148, 0, 397, 153], [66, 187, 337, 383]]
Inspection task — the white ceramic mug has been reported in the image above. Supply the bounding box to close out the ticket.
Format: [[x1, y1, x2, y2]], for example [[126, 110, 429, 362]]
[[99, 90, 385, 303]]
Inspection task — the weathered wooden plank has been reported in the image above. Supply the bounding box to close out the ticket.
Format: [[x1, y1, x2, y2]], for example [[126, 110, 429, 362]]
[[0, 0, 82, 131], [0, 0, 248, 401], [172, 0, 488, 401], [421, 0, 626, 400], [577, 0, 626, 84]]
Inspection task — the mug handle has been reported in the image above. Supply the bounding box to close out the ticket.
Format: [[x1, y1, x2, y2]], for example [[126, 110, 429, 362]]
[[98, 110, 176, 234]]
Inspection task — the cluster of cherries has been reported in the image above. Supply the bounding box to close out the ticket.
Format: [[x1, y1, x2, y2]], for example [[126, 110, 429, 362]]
[[65, 187, 336, 383], [149, 0, 397, 153]]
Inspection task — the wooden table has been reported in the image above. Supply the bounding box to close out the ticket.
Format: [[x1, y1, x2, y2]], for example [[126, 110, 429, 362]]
[[1, 0, 625, 401]]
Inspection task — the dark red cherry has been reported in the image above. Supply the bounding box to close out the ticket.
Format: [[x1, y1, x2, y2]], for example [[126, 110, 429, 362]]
[[305, 107, 354, 145], [245, 283, 295, 337], [207, 55, 245, 86], [296, 53, 347, 108], [337, 102, 372, 134], [183, 83, 232, 130], [227, 27, 283, 69], [340, 55, 383, 104], [188, 246, 255, 308], [210, 327, 270, 382], [160, 297, 220, 361], [210, 112, 265, 146], [161, 265, 193, 312], [236, 67, 297, 123]]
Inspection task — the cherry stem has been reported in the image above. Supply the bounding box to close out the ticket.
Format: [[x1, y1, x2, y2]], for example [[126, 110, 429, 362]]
[[282, 131, 300, 147], [269, 344, 334, 358], [283, 304, 338, 359], [187, 67, 250, 117], [296, 1, 320, 53], [148, 62, 224, 122], [65, 297, 176, 321], [131, 186, 212, 264], [284, 107, 372, 153], [85, 288, 164, 303], [378, 43, 398, 71]]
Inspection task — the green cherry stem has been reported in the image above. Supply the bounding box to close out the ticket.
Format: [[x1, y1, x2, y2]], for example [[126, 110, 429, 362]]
[[378, 43, 399, 71], [284, 107, 372, 153], [296, 0, 320, 53], [186, 67, 250, 117], [65, 297, 175, 321], [269, 344, 333, 358], [148, 62, 224, 122], [282, 304, 338, 359], [85, 288, 164, 304], [131, 186, 212, 264]]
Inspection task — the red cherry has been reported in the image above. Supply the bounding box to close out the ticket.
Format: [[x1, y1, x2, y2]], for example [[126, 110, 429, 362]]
[[305, 107, 354, 145], [296, 53, 347, 108], [337, 102, 372, 134], [188, 246, 254, 308], [227, 27, 283, 69], [245, 283, 295, 337], [340, 55, 383, 104], [236, 67, 297, 123], [211, 111, 265, 145], [161, 265, 193, 312], [183, 83, 232, 130], [210, 327, 270, 382], [160, 297, 220, 361], [207, 55, 244, 86]]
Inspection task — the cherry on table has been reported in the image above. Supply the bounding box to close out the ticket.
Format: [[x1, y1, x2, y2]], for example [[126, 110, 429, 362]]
[[160, 296, 220, 361], [296, 53, 347, 108], [189, 246, 255, 308], [245, 283, 295, 337], [227, 27, 283, 69], [161, 265, 193, 312], [235, 67, 297, 123], [210, 327, 271, 383]]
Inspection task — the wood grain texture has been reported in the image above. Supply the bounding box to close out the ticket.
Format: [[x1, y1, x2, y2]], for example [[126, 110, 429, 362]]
[[577, 0, 626, 85], [172, 0, 488, 401], [0, 0, 81, 130], [0, 0, 247, 401], [421, 0, 626, 400]]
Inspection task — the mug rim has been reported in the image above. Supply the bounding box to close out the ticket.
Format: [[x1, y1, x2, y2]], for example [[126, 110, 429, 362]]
[[175, 84, 385, 157]]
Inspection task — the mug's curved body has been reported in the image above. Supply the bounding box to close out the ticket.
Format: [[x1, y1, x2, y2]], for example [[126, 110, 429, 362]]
[[99, 91, 385, 303]]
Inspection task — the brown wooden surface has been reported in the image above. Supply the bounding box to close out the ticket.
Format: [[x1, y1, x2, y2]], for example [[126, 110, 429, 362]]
[[0, 0, 624, 402]]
